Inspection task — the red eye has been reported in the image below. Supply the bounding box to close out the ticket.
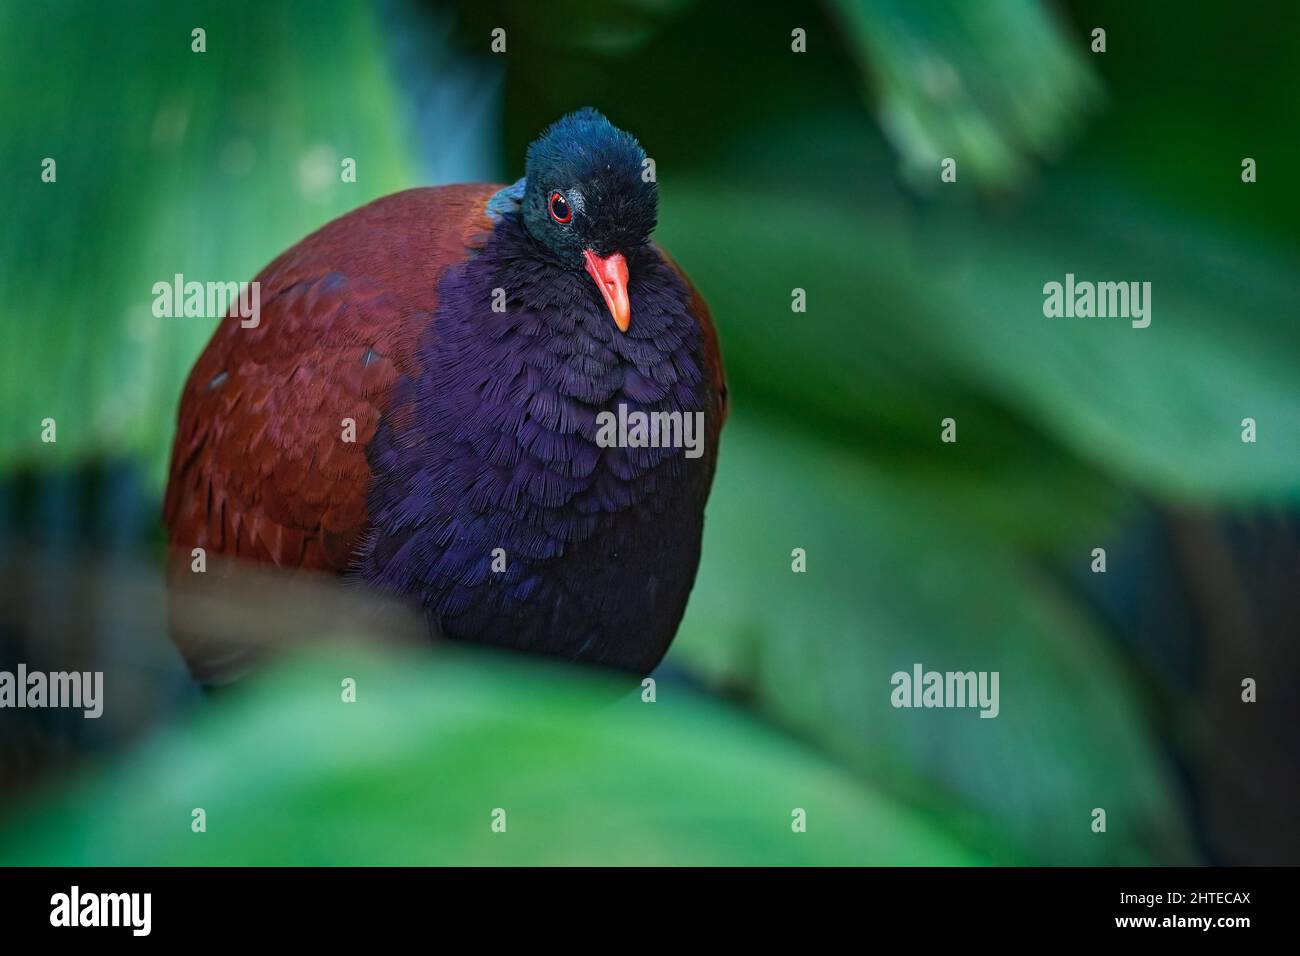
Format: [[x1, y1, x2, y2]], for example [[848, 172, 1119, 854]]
[[548, 191, 572, 224]]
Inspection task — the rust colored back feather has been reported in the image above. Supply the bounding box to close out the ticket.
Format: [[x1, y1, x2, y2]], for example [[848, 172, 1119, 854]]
[[163, 185, 501, 579]]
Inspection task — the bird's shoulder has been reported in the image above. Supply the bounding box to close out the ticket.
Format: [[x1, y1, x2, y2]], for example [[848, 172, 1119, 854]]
[[163, 184, 504, 574]]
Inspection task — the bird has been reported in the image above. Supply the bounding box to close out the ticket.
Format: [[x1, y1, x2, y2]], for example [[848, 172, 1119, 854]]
[[163, 108, 728, 681]]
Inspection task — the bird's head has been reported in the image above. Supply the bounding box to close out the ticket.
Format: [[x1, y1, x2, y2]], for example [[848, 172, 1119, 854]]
[[522, 107, 657, 333]]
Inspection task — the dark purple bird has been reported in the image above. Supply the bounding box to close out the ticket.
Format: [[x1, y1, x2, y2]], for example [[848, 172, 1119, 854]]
[[164, 108, 728, 679]]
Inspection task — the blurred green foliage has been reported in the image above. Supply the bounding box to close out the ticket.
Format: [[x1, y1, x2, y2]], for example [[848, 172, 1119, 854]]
[[828, 0, 1103, 191], [677, 420, 1194, 864], [0, 0, 417, 475], [0, 647, 990, 865], [2, 0, 1298, 865]]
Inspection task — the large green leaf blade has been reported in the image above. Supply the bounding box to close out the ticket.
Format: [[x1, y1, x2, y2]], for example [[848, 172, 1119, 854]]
[[672, 417, 1198, 865], [0, 646, 990, 866]]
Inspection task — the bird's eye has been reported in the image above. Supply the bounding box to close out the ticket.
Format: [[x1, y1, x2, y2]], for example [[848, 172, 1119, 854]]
[[548, 191, 572, 224]]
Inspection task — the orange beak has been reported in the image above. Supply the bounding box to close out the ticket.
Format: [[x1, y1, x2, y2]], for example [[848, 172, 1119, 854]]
[[583, 249, 631, 333]]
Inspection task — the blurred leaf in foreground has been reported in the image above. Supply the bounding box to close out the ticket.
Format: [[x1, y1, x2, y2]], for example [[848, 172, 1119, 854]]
[[0, 646, 991, 865]]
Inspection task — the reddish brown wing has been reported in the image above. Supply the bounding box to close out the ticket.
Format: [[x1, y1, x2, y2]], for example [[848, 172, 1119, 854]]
[[163, 184, 502, 576]]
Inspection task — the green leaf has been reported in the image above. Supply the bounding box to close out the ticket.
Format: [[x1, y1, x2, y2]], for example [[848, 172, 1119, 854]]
[[826, 0, 1102, 191], [672, 417, 1199, 864], [0, 646, 990, 866], [659, 172, 1300, 502], [0, 0, 417, 482]]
